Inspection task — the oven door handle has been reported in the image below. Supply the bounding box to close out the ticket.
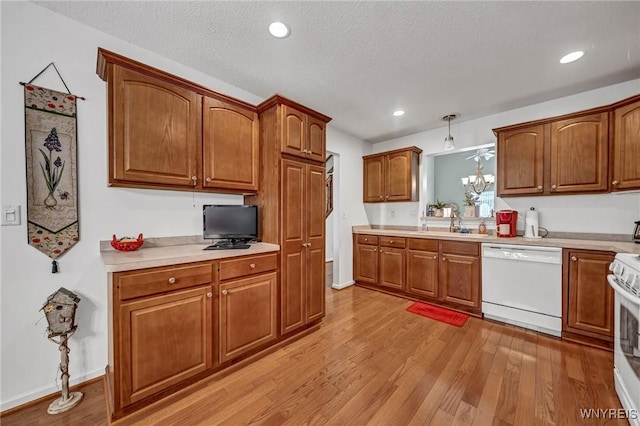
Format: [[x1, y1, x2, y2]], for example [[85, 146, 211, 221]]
[[607, 275, 640, 305]]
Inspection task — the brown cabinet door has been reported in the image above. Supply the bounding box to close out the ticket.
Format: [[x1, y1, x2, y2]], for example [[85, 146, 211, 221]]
[[119, 286, 213, 407], [306, 116, 326, 162], [363, 155, 385, 202], [202, 97, 259, 192], [612, 100, 640, 191], [550, 113, 608, 193], [355, 244, 379, 284], [497, 125, 545, 196], [306, 165, 326, 322], [379, 247, 405, 290], [219, 273, 277, 363], [440, 254, 480, 308], [281, 160, 307, 334], [385, 151, 412, 201], [111, 65, 199, 187], [281, 105, 306, 158], [407, 249, 438, 298], [566, 251, 614, 337]]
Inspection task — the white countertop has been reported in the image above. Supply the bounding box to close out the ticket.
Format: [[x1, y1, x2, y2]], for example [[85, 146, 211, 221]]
[[101, 242, 280, 272], [353, 225, 640, 254]]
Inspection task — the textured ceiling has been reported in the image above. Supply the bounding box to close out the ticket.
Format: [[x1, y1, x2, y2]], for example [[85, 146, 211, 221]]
[[33, 1, 640, 143]]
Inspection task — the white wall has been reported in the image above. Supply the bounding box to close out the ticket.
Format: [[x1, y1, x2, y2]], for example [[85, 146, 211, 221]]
[[370, 79, 640, 235], [0, 2, 370, 410], [326, 128, 370, 288]]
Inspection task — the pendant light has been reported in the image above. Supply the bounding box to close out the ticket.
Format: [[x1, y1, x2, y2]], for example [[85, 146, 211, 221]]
[[443, 114, 457, 150]]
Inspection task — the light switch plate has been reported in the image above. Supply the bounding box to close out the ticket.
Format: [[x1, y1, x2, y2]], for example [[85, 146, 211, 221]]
[[1, 205, 21, 226]]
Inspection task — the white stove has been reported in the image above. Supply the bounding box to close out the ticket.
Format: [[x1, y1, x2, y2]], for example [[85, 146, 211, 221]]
[[608, 253, 640, 425]]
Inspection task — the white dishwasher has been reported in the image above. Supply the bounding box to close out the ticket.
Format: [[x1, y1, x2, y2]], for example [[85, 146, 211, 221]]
[[482, 243, 563, 337]]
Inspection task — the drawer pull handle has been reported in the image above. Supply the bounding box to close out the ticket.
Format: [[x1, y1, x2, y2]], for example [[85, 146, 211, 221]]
[[222, 289, 228, 295], [168, 277, 176, 284], [612, 180, 620, 186], [206, 177, 212, 182], [551, 184, 557, 189], [537, 185, 543, 190], [571, 256, 577, 261], [207, 292, 213, 298], [250, 263, 256, 269]]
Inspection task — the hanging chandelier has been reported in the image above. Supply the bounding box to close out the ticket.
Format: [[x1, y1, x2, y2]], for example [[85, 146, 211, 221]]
[[461, 158, 495, 194], [443, 114, 456, 150]]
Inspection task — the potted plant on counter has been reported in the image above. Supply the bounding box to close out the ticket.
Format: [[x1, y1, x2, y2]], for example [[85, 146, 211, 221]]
[[430, 199, 447, 217], [463, 191, 479, 218]]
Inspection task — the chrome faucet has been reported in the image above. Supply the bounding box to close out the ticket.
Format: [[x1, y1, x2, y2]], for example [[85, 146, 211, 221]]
[[449, 212, 461, 233]]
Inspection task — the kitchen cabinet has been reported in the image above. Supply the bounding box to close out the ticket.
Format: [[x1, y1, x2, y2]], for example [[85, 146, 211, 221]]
[[379, 237, 406, 290], [354, 235, 379, 284], [406, 239, 439, 299], [281, 104, 327, 162], [611, 97, 640, 191], [353, 235, 480, 315], [202, 97, 259, 192], [219, 272, 277, 363], [97, 48, 259, 194], [495, 113, 608, 197], [562, 249, 615, 350], [113, 262, 215, 409], [363, 147, 422, 202], [247, 96, 331, 337], [439, 241, 481, 310]]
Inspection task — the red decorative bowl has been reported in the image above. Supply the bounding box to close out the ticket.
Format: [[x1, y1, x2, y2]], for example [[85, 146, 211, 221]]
[[111, 233, 144, 251]]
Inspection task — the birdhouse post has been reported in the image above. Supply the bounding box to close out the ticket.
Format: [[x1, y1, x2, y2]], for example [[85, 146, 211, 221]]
[[41, 287, 83, 414]]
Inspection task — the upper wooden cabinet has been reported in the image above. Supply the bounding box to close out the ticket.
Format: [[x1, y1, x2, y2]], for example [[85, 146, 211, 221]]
[[258, 95, 330, 163], [202, 97, 259, 192], [97, 48, 259, 194], [494, 94, 640, 196], [611, 98, 640, 191], [363, 146, 422, 202]]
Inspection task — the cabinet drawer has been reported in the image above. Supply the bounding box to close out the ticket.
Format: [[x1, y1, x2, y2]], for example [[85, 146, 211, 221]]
[[408, 238, 439, 252], [441, 241, 479, 257], [380, 237, 406, 248], [357, 235, 379, 245], [117, 263, 213, 301], [219, 253, 278, 281]]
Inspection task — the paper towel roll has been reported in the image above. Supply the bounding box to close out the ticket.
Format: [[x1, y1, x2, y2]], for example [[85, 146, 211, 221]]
[[524, 208, 540, 238]]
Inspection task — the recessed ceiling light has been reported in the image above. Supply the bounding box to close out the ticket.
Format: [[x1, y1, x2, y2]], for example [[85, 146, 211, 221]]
[[560, 50, 585, 64], [269, 22, 290, 38], [393, 110, 405, 117]]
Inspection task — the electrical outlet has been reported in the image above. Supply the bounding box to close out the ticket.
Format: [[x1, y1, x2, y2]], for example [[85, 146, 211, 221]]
[[410, 210, 417, 218], [390, 210, 395, 218]]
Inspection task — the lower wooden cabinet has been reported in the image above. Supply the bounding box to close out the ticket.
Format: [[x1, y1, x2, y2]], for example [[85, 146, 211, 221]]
[[562, 249, 615, 349], [220, 272, 277, 363], [440, 241, 481, 309], [118, 286, 213, 407], [353, 235, 480, 315]]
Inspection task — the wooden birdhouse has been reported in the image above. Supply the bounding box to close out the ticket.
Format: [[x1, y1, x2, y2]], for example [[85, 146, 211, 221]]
[[41, 287, 80, 338]]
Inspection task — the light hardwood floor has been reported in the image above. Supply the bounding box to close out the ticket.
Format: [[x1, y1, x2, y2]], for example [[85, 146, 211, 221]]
[[1, 285, 626, 425]]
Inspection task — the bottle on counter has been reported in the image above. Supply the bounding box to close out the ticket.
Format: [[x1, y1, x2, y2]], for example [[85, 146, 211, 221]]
[[478, 221, 487, 234]]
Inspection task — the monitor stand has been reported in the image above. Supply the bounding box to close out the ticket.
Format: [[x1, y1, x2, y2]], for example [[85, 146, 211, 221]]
[[204, 239, 251, 250]]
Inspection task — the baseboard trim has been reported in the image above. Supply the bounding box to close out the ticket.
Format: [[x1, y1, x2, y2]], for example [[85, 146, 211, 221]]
[[332, 280, 354, 290], [0, 369, 104, 414]]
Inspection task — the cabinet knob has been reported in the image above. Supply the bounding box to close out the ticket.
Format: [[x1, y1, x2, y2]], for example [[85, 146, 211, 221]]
[[308, 242, 312, 247], [612, 180, 620, 186], [364, 238, 368, 241], [390, 240, 394, 244], [537, 185, 543, 190], [551, 184, 557, 189], [571, 256, 577, 261], [386, 195, 390, 199], [206, 177, 212, 182], [379, 196, 383, 200], [380, 250, 383, 253], [302, 243, 308, 247], [250, 263, 256, 269], [442, 257, 447, 262], [207, 292, 213, 298], [373, 248, 377, 252], [433, 255, 437, 260], [222, 289, 228, 295], [191, 176, 197, 186], [168, 277, 176, 284]]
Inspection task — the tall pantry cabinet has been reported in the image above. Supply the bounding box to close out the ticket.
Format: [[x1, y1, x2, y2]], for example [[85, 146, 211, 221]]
[[246, 95, 332, 336]]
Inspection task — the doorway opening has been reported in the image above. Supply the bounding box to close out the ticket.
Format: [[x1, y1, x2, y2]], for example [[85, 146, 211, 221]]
[[325, 151, 339, 288]]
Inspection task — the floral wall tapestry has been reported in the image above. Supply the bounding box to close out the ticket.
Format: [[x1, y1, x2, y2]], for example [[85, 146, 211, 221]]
[[24, 84, 79, 272]]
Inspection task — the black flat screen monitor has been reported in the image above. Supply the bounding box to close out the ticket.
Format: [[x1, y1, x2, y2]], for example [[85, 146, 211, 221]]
[[203, 205, 258, 243]]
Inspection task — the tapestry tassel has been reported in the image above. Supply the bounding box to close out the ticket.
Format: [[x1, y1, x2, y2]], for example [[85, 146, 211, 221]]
[[52, 260, 58, 274]]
